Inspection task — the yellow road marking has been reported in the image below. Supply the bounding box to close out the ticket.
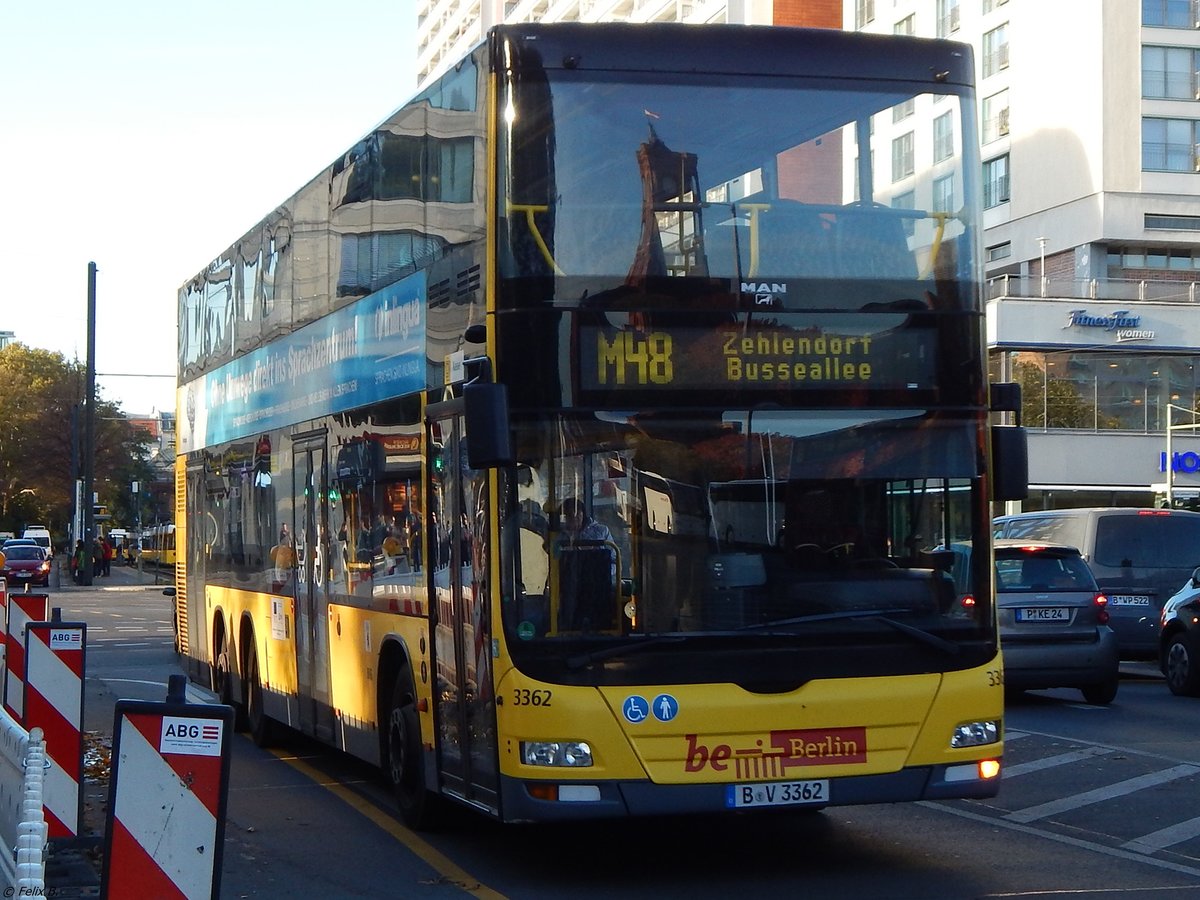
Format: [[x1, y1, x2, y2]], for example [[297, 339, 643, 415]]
[[269, 748, 507, 898]]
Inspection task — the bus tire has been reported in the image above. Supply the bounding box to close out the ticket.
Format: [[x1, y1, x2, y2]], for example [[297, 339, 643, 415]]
[[245, 642, 274, 747], [214, 637, 248, 732], [385, 673, 437, 829]]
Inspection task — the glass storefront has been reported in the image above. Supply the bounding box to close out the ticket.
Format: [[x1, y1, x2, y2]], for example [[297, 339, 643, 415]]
[[990, 351, 1200, 433]]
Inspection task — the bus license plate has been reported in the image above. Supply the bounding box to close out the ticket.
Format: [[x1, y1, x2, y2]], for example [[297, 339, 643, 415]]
[[1016, 607, 1070, 622], [726, 780, 828, 809], [1107, 595, 1150, 607]]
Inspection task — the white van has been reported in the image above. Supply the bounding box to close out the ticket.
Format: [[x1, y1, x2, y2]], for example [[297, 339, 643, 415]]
[[21, 525, 52, 557]]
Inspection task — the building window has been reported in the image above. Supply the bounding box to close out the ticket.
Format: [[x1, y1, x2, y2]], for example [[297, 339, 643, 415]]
[[983, 0, 1009, 12], [1108, 244, 1200, 269], [933, 174, 955, 213], [892, 190, 916, 237], [1143, 0, 1193, 27], [1142, 46, 1200, 99], [894, 14, 915, 36], [982, 24, 1009, 78], [1146, 213, 1200, 229], [982, 90, 1009, 144], [936, 0, 960, 37], [987, 242, 1012, 262], [891, 132, 915, 182], [933, 111, 954, 161], [855, 0, 875, 28], [893, 98, 916, 123], [983, 154, 1010, 208], [1142, 117, 1199, 171]]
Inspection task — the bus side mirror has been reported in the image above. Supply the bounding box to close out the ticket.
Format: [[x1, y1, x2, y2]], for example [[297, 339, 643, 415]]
[[464, 382, 515, 469], [991, 425, 1028, 501]]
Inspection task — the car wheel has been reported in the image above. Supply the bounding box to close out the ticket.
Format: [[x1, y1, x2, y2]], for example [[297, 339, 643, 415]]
[[385, 672, 439, 829], [1081, 679, 1118, 705], [1164, 632, 1200, 697]]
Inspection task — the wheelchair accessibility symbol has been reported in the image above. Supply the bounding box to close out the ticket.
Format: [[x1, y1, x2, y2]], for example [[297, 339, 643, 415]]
[[622, 695, 649, 723]]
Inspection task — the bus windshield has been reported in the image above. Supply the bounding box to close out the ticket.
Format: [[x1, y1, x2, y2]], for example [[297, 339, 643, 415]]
[[500, 71, 977, 296], [501, 405, 992, 685]]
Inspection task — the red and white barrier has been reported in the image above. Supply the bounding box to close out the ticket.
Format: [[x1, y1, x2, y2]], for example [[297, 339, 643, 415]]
[[0, 577, 8, 673], [101, 678, 233, 900], [3, 591, 49, 722], [24, 619, 85, 839]]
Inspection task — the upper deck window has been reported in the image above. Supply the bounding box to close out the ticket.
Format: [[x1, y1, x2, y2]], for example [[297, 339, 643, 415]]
[[497, 71, 979, 301]]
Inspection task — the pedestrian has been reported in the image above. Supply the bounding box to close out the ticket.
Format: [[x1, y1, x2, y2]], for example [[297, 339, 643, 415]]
[[101, 535, 113, 576], [92, 539, 103, 577], [72, 540, 87, 584]]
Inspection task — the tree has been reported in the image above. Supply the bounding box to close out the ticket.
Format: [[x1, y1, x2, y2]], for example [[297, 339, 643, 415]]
[[0, 343, 154, 542]]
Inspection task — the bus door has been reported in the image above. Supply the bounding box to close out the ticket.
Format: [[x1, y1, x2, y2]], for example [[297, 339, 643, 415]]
[[294, 436, 335, 742], [425, 402, 499, 813], [182, 461, 209, 686]]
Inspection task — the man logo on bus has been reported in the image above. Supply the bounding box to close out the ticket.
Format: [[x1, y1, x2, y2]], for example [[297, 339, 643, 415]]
[[684, 727, 867, 778], [742, 282, 786, 307]]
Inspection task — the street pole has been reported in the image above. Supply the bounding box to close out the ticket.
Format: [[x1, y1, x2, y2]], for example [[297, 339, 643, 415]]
[[133, 481, 142, 580], [81, 262, 97, 586], [1167, 404, 1174, 508]]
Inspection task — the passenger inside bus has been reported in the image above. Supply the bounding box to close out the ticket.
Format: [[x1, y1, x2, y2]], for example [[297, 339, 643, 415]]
[[553, 498, 619, 633]]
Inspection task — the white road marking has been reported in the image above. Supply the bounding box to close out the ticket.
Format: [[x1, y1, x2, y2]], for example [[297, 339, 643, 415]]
[[1004, 764, 1200, 824]]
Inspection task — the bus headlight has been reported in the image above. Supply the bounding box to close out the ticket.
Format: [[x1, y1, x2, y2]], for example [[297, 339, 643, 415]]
[[950, 720, 1000, 749], [521, 741, 593, 767]]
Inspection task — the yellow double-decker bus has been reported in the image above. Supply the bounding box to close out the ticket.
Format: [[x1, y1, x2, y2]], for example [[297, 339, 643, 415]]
[[171, 23, 1028, 827]]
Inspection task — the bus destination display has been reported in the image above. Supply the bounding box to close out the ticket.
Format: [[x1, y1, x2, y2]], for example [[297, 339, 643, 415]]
[[577, 315, 935, 393]]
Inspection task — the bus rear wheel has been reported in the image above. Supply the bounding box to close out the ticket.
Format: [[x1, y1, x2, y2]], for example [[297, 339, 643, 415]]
[[385, 673, 437, 829]]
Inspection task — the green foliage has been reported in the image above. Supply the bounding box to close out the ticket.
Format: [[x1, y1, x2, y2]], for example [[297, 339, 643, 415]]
[[1014, 359, 1121, 430], [0, 342, 160, 542]]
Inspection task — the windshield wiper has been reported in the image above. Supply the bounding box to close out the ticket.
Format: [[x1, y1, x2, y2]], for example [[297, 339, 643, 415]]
[[565, 635, 689, 670], [739, 609, 959, 655]]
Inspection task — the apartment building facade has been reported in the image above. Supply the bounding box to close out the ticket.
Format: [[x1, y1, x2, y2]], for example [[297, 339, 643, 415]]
[[416, 0, 1200, 509], [853, 0, 1200, 510]]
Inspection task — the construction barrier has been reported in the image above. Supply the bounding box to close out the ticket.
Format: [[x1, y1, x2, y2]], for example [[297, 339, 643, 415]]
[[101, 675, 233, 900], [24, 615, 85, 839], [0, 577, 7, 673], [0, 711, 46, 892], [3, 591, 49, 723]]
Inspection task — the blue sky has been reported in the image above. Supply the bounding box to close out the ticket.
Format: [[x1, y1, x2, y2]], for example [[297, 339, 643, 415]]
[[1, 1, 417, 414]]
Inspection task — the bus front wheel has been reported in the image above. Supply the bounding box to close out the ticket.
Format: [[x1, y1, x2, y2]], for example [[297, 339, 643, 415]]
[[214, 637, 247, 731], [385, 673, 437, 829], [244, 642, 274, 747]]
